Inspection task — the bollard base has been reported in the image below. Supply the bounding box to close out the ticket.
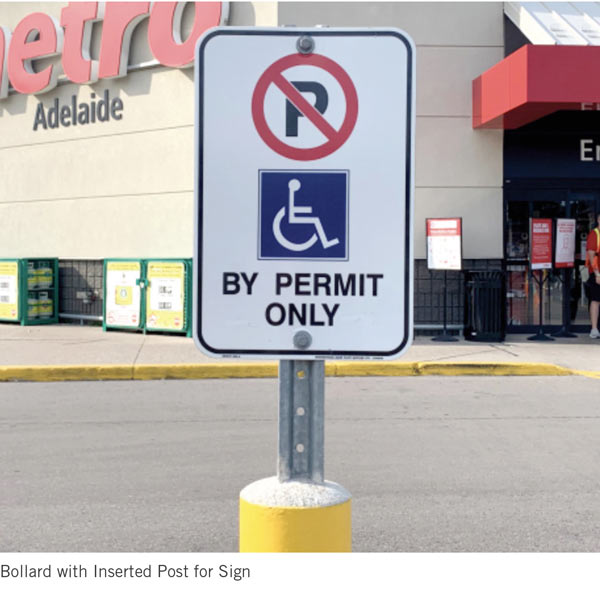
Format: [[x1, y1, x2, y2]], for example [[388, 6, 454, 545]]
[[239, 477, 352, 552]]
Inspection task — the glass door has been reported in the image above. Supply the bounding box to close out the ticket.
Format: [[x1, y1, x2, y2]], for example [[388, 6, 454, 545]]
[[505, 197, 531, 329], [506, 193, 567, 331], [505, 189, 600, 333], [567, 192, 598, 328]]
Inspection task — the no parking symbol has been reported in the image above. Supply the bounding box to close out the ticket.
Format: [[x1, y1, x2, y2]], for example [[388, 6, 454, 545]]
[[251, 53, 359, 161]]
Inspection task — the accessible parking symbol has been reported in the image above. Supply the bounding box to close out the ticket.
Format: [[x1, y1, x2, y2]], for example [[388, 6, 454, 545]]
[[258, 171, 349, 260]]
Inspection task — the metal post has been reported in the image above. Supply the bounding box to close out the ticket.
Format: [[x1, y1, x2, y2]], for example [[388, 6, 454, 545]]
[[240, 358, 351, 552], [553, 268, 577, 338], [433, 270, 458, 342], [278, 360, 324, 483], [528, 270, 554, 341], [443, 270, 448, 331]]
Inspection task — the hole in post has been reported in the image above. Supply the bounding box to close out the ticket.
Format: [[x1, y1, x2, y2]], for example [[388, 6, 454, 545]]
[[296, 407, 305, 416], [296, 443, 305, 453], [296, 370, 306, 379]]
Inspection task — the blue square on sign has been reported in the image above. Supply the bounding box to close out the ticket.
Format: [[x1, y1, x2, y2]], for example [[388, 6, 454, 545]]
[[259, 171, 349, 260]]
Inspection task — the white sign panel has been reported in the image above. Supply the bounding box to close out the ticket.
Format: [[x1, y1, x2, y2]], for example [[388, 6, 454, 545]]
[[194, 27, 415, 359], [555, 218, 576, 269], [426, 218, 462, 271]]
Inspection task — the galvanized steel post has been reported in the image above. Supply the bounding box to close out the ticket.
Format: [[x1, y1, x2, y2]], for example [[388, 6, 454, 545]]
[[239, 359, 351, 552], [278, 360, 324, 483]]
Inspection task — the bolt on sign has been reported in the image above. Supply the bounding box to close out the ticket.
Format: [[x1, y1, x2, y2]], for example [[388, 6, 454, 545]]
[[194, 27, 415, 359]]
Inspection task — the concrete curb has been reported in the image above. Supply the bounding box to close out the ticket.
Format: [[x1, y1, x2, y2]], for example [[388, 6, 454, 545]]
[[0, 362, 598, 382]]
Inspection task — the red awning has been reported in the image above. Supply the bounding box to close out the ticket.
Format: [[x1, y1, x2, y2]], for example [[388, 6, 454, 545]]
[[473, 44, 600, 129]]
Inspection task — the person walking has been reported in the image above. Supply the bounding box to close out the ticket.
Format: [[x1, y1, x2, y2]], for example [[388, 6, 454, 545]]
[[586, 212, 600, 338]]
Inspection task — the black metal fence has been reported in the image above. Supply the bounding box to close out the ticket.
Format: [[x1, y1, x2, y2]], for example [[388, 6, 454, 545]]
[[57, 258, 505, 332], [58, 259, 103, 320], [414, 259, 503, 333]]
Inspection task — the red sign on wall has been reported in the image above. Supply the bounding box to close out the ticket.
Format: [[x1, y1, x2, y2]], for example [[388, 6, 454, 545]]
[[530, 218, 553, 270]]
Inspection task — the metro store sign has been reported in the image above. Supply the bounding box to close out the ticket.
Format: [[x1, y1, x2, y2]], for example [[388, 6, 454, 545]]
[[0, 2, 225, 98]]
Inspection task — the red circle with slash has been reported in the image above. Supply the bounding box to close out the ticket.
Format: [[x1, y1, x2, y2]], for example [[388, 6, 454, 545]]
[[252, 53, 358, 161]]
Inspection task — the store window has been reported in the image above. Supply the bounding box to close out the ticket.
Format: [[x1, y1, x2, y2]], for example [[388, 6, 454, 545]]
[[505, 190, 598, 332]]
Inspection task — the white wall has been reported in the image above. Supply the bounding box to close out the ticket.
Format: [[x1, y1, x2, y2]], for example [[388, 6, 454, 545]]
[[0, 2, 503, 260], [278, 2, 505, 259], [0, 2, 277, 258]]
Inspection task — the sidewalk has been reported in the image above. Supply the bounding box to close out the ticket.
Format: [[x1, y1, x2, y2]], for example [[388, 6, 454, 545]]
[[0, 323, 598, 381]]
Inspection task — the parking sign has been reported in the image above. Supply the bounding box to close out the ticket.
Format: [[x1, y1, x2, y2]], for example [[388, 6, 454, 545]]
[[194, 27, 415, 359], [259, 171, 349, 260]]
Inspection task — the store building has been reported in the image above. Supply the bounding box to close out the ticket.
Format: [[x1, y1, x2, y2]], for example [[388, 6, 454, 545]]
[[0, 2, 594, 335], [474, 2, 600, 334]]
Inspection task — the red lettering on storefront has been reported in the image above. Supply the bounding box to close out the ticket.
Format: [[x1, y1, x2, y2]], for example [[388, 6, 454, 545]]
[[0, 2, 224, 97], [60, 2, 104, 84], [148, 2, 222, 67], [8, 12, 64, 95], [98, 2, 151, 79]]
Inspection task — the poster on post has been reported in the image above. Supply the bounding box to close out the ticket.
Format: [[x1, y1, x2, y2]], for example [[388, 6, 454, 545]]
[[530, 218, 553, 270], [555, 218, 576, 269], [0, 261, 19, 321], [426, 218, 462, 270]]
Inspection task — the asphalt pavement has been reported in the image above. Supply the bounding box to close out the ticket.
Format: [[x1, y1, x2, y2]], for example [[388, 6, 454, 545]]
[[2, 323, 599, 552], [2, 376, 599, 552]]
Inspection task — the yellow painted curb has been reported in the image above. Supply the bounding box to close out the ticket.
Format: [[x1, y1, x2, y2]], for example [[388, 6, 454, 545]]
[[239, 497, 351, 552], [327, 361, 418, 377], [327, 361, 574, 377], [133, 363, 278, 380], [0, 361, 592, 382], [574, 370, 600, 380], [0, 365, 133, 382], [415, 362, 574, 377]]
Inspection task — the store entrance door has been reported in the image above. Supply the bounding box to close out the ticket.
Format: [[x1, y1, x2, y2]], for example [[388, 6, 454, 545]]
[[505, 189, 599, 333], [568, 191, 598, 329]]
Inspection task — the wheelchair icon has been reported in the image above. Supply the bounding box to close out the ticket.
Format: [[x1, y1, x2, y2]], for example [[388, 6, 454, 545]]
[[272, 179, 340, 252]]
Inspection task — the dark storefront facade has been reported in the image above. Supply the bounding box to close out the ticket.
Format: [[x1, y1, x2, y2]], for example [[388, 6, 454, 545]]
[[504, 111, 600, 333]]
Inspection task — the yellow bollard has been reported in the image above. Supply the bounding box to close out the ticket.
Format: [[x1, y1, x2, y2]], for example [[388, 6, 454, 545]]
[[239, 477, 351, 552]]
